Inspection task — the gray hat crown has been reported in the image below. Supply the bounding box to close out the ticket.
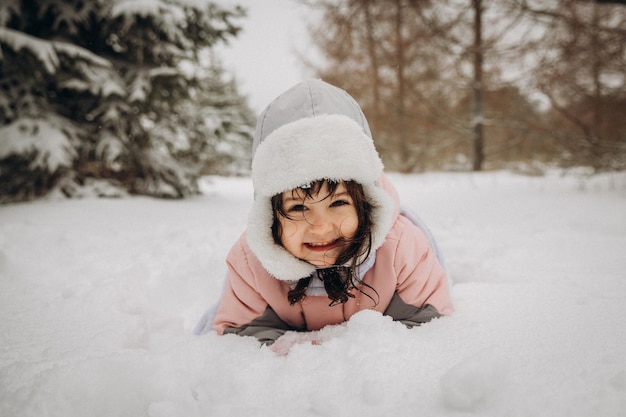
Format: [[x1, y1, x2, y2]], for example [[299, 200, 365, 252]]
[[252, 79, 372, 156]]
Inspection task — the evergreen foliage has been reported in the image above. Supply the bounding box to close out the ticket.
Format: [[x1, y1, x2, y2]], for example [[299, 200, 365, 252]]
[[0, 0, 254, 202]]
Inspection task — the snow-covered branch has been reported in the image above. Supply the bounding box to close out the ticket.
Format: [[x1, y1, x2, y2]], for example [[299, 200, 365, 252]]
[[0, 27, 111, 74]]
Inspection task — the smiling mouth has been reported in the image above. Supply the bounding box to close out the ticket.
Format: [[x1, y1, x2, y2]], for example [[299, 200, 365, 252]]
[[305, 240, 340, 252]]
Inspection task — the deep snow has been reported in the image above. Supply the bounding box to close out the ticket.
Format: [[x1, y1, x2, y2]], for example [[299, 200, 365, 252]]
[[1, 170, 625, 417]]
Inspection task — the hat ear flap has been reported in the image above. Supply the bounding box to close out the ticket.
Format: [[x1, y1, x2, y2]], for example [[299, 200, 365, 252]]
[[246, 198, 316, 281]]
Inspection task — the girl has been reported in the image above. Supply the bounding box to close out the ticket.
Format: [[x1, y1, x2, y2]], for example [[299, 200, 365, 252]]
[[201, 79, 453, 346]]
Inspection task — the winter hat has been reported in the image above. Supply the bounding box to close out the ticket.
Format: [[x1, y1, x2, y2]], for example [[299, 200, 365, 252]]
[[247, 79, 396, 282]]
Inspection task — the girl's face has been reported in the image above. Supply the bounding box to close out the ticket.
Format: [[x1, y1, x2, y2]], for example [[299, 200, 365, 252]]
[[278, 182, 359, 267]]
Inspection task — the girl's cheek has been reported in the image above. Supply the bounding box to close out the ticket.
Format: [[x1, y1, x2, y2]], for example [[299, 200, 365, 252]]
[[279, 219, 299, 240], [339, 216, 359, 237]]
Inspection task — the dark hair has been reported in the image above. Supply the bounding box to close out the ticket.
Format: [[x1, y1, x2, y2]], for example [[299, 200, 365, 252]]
[[270, 179, 379, 306]]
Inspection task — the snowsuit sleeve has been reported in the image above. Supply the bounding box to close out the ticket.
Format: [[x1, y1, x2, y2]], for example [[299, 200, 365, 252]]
[[212, 234, 302, 344], [380, 215, 453, 326]]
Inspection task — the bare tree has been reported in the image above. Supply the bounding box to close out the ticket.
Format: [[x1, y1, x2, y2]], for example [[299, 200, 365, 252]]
[[301, 0, 466, 171], [300, 0, 624, 171], [521, 0, 626, 169], [471, 0, 485, 171]]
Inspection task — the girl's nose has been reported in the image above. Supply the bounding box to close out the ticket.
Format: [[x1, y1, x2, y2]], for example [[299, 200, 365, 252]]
[[306, 213, 333, 234]]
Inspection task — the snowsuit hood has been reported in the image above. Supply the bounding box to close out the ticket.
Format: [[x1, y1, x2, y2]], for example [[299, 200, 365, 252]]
[[247, 79, 396, 282]]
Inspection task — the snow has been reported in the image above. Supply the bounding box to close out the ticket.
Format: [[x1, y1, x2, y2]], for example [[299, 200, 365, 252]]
[[0, 27, 59, 73], [111, 0, 185, 23], [0, 117, 77, 172], [0, 27, 109, 74], [1, 170, 625, 417]]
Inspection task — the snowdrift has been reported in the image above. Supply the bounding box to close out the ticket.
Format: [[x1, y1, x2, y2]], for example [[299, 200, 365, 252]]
[[1, 170, 625, 417]]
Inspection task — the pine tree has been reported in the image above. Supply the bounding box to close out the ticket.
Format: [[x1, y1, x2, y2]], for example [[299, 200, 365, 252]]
[[0, 0, 253, 202], [161, 50, 255, 178]]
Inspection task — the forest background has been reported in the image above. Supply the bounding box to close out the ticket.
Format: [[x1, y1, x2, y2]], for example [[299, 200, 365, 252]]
[[0, 0, 624, 203]]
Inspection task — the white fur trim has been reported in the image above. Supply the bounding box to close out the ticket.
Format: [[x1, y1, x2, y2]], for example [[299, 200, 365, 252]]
[[247, 197, 316, 281], [252, 115, 383, 198], [364, 182, 396, 254]]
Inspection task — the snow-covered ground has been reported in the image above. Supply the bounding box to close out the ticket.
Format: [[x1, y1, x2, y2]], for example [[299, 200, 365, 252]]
[[1, 170, 625, 417]]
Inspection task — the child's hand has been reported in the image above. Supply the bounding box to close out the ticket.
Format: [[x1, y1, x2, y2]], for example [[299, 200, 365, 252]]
[[269, 332, 324, 356], [269, 336, 296, 356]]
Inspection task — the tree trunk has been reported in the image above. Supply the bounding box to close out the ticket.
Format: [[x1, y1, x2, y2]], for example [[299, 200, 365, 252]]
[[471, 0, 485, 171], [363, 1, 382, 123], [395, 0, 410, 171]]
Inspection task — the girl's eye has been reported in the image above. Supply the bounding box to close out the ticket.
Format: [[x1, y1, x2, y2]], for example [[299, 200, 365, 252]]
[[330, 199, 349, 207], [288, 204, 307, 212]]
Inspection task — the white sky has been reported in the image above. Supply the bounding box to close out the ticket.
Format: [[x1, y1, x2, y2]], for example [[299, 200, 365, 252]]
[[214, 0, 320, 113]]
